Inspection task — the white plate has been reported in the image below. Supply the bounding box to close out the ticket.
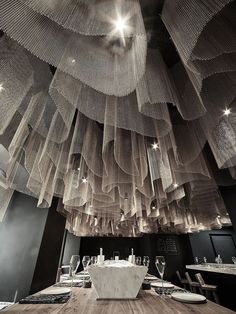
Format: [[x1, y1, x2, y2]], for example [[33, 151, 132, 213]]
[[76, 273, 90, 277], [63, 279, 83, 284], [40, 287, 71, 295], [151, 282, 174, 288], [144, 276, 158, 281], [171, 292, 206, 304]]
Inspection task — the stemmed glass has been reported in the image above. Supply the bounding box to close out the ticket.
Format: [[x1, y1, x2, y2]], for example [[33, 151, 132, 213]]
[[82, 256, 91, 285], [69, 255, 80, 290], [135, 256, 142, 266], [155, 256, 166, 297], [90, 256, 97, 265], [143, 256, 150, 268], [232, 257, 236, 264]]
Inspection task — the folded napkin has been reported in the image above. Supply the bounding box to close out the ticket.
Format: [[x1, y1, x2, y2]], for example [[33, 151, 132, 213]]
[[19, 294, 70, 304]]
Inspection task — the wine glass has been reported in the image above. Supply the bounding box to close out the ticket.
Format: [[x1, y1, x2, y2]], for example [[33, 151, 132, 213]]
[[143, 256, 150, 268], [82, 256, 91, 284], [232, 257, 236, 264], [69, 255, 80, 289], [90, 256, 97, 265], [203, 257, 207, 264], [135, 256, 142, 266], [155, 256, 166, 296]]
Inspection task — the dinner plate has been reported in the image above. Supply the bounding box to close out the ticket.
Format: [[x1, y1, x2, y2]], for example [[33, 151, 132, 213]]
[[144, 276, 158, 281], [151, 282, 174, 288], [40, 287, 71, 295], [75, 274, 90, 279], [63, 279, 83, 284], [171, 292, 206, 304]]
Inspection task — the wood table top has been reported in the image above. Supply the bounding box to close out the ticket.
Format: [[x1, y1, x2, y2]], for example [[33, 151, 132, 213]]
[[2, 287, 234, 314]]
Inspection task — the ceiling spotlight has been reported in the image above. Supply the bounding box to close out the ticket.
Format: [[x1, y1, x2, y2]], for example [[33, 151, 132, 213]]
[[151, 201, 156, 210], [223, 108, 231, 116], [114, 16, 127, 34], [82, 177, 87, 183], [0, 83, 4, 92], [173, 183, 179, 188], [152, 142, 159, 150], [110, 12, 130, 46]]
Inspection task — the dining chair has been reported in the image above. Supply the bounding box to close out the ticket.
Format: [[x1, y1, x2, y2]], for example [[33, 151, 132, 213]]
[[195, 273, 219, 304], [176, 270, 188, 290], [185, 272, 203, 294]]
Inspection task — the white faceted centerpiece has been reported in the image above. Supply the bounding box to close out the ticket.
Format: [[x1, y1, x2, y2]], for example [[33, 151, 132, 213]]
[[88, 260, 148, 299]]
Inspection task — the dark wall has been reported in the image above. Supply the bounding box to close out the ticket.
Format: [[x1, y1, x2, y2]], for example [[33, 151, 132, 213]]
[[0, 192, 48, 302], [220, 186, 236, 233], [62, 231, 81, 265], [30, 198, 66, 294], [189, 227, 236, 263], [79, 234, 193, 283]]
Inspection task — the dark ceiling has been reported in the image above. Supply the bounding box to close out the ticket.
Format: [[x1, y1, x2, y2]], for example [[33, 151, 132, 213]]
[[140, 0, 180, 68]]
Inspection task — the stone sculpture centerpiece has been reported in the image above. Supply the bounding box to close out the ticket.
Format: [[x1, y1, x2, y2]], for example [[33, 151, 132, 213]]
[[88, 260, 148, 299]]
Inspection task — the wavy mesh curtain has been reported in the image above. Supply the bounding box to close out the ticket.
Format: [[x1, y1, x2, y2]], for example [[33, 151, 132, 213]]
[[0, 0, 235, 235]]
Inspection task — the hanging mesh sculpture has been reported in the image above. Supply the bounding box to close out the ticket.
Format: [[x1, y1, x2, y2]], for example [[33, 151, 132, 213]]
[[0, 0, 235, 235]]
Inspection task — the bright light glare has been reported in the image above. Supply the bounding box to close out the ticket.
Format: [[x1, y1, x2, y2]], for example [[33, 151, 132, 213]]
[[173, 183, 179, 188], [152, 142, 159, 150], [114, 16, 126, 33], [223, 108, 231, 116], [110, 12, 130, 45], [82, 177, 87, 183], [0, 83, 4, 92]]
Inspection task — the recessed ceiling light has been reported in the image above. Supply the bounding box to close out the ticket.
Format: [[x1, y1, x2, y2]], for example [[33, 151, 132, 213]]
[[114, 16, 127, 33], [82, 177, 87, 183], [223, 108, 231, 116], [152, 142, 159, 150]]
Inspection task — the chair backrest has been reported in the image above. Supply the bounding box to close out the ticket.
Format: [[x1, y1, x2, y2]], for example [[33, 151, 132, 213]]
[[185, 272, 193, 284], [195, 273, 205, 286], [176, 270, 182, 282]]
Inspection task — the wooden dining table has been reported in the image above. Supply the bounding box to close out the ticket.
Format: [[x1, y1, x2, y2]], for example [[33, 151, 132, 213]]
[[1, 286, 235, 314]]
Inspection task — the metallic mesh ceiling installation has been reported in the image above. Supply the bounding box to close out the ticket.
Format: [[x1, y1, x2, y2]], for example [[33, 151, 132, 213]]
[[0, 0, 235, 236]]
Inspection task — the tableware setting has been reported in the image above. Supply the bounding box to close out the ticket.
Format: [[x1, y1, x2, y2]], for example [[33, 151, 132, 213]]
[[40, 287, 71, 296], [144, 275, 158, 281], [151, 282, 174, 289], [171, 292, 207, 304]]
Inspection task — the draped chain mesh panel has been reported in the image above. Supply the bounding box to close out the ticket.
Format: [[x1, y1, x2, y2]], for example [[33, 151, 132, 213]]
[[0, 0, 235, 235]]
